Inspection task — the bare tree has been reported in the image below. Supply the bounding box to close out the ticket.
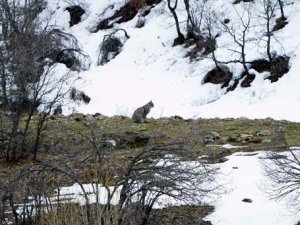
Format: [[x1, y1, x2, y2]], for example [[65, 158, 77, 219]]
[[97, 29, 130, 66], [118, 143, 217, 225], [201, 9, 220, 66], [262, 127, 300, 209], [258, 0, 278, 64], [0, 116, 219, 224], [219, 4, 254, 76], [183, 0, 208, 40], [167, 0, 185, 45], [0, 160, 91, 225], [0, 0, 88, 161], [277, 0, 286, 19], [61, 119, 218, 225]]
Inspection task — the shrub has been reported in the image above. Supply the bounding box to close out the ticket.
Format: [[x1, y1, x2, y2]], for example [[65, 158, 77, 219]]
[[97, 29, 129, 65], [70, 88, 91, 104]]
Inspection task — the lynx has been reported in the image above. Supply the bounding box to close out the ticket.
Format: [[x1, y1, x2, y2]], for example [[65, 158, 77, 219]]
[[132, 101, 154, 123]]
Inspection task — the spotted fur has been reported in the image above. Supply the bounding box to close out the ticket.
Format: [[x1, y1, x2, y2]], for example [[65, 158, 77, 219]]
[[132, 101, 154, 123]]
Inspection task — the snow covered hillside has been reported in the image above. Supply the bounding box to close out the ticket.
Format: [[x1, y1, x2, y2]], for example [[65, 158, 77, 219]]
[[42, 0, 300, 121]]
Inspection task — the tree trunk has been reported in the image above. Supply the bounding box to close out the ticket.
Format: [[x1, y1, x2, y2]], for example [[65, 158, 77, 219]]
[[167, 0, 185, 45], [277, 0, 285, 19]]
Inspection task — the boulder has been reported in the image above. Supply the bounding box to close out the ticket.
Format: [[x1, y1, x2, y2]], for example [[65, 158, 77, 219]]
[[250, 59, 270, 73], [203, 65, 233, 88], [242, 198, 253, 203], [66, 6, 85, 27], [204, 132, 220, 143], [240, 133, 253, 139]]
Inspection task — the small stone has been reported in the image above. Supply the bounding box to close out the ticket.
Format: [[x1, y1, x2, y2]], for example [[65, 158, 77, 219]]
[[204, 132, 220, 143], [249, 136, 262, 143], [173, 115, 183, 120], [256, 130, 271, 136], [240, 133, 253, 139], [224, 18, 230, 24], [262, 139, 272, 143], [242, 198, 253, 203], [227, 136, 237, 142], [220, 137, 228, 144], [93, 113, 102, 117], [210, 132, 220, 140]]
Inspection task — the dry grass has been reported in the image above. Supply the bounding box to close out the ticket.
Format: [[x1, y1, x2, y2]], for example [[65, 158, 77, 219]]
[[1, 115, 300, 224]]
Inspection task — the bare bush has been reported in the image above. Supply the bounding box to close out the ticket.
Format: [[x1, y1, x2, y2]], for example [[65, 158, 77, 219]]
[[0, 0, 89, 161], [71, 120, 218, 225], [0, 117, 219, 224], [167, 0, 185, 46], [118, 144, 217, 225], [219, 4, 254, 77], [262, 127, 300, 209], [97, 29, 130, 66], [69, 88, 91, 104]]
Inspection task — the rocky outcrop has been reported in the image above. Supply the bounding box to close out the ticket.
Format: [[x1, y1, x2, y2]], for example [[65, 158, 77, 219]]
[[203, 65, 233, 88], [66, 5, 85, 27], [93, 0, 162, 32]]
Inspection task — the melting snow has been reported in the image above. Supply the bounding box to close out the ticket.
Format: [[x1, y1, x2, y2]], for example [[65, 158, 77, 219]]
[[205, 152, 300, 225]]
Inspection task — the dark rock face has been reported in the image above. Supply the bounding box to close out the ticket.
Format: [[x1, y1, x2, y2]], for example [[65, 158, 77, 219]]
[[241, 74, 255, 88], [203, 65, 233, 88], [250, 59, 271, 73], [98, 34, 124, 66], [267, 56, 290, 83], [96, 4, 137, 31], [226, 79, 239, 92], [47, 49, 80, 71], [93, 0, 162, 32], [66, 6, 85, 27], [227, 55, 290, 90]]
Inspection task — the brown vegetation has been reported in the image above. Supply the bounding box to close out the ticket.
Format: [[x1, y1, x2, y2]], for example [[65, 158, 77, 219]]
[[70, 88, 91, 104]]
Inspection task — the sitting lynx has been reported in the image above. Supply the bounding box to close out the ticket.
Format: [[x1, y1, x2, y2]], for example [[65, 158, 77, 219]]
[[132, 101, 154, 123]]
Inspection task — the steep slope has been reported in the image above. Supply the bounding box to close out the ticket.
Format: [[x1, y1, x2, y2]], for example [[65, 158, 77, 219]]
[[42, 0, 300, 121]]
